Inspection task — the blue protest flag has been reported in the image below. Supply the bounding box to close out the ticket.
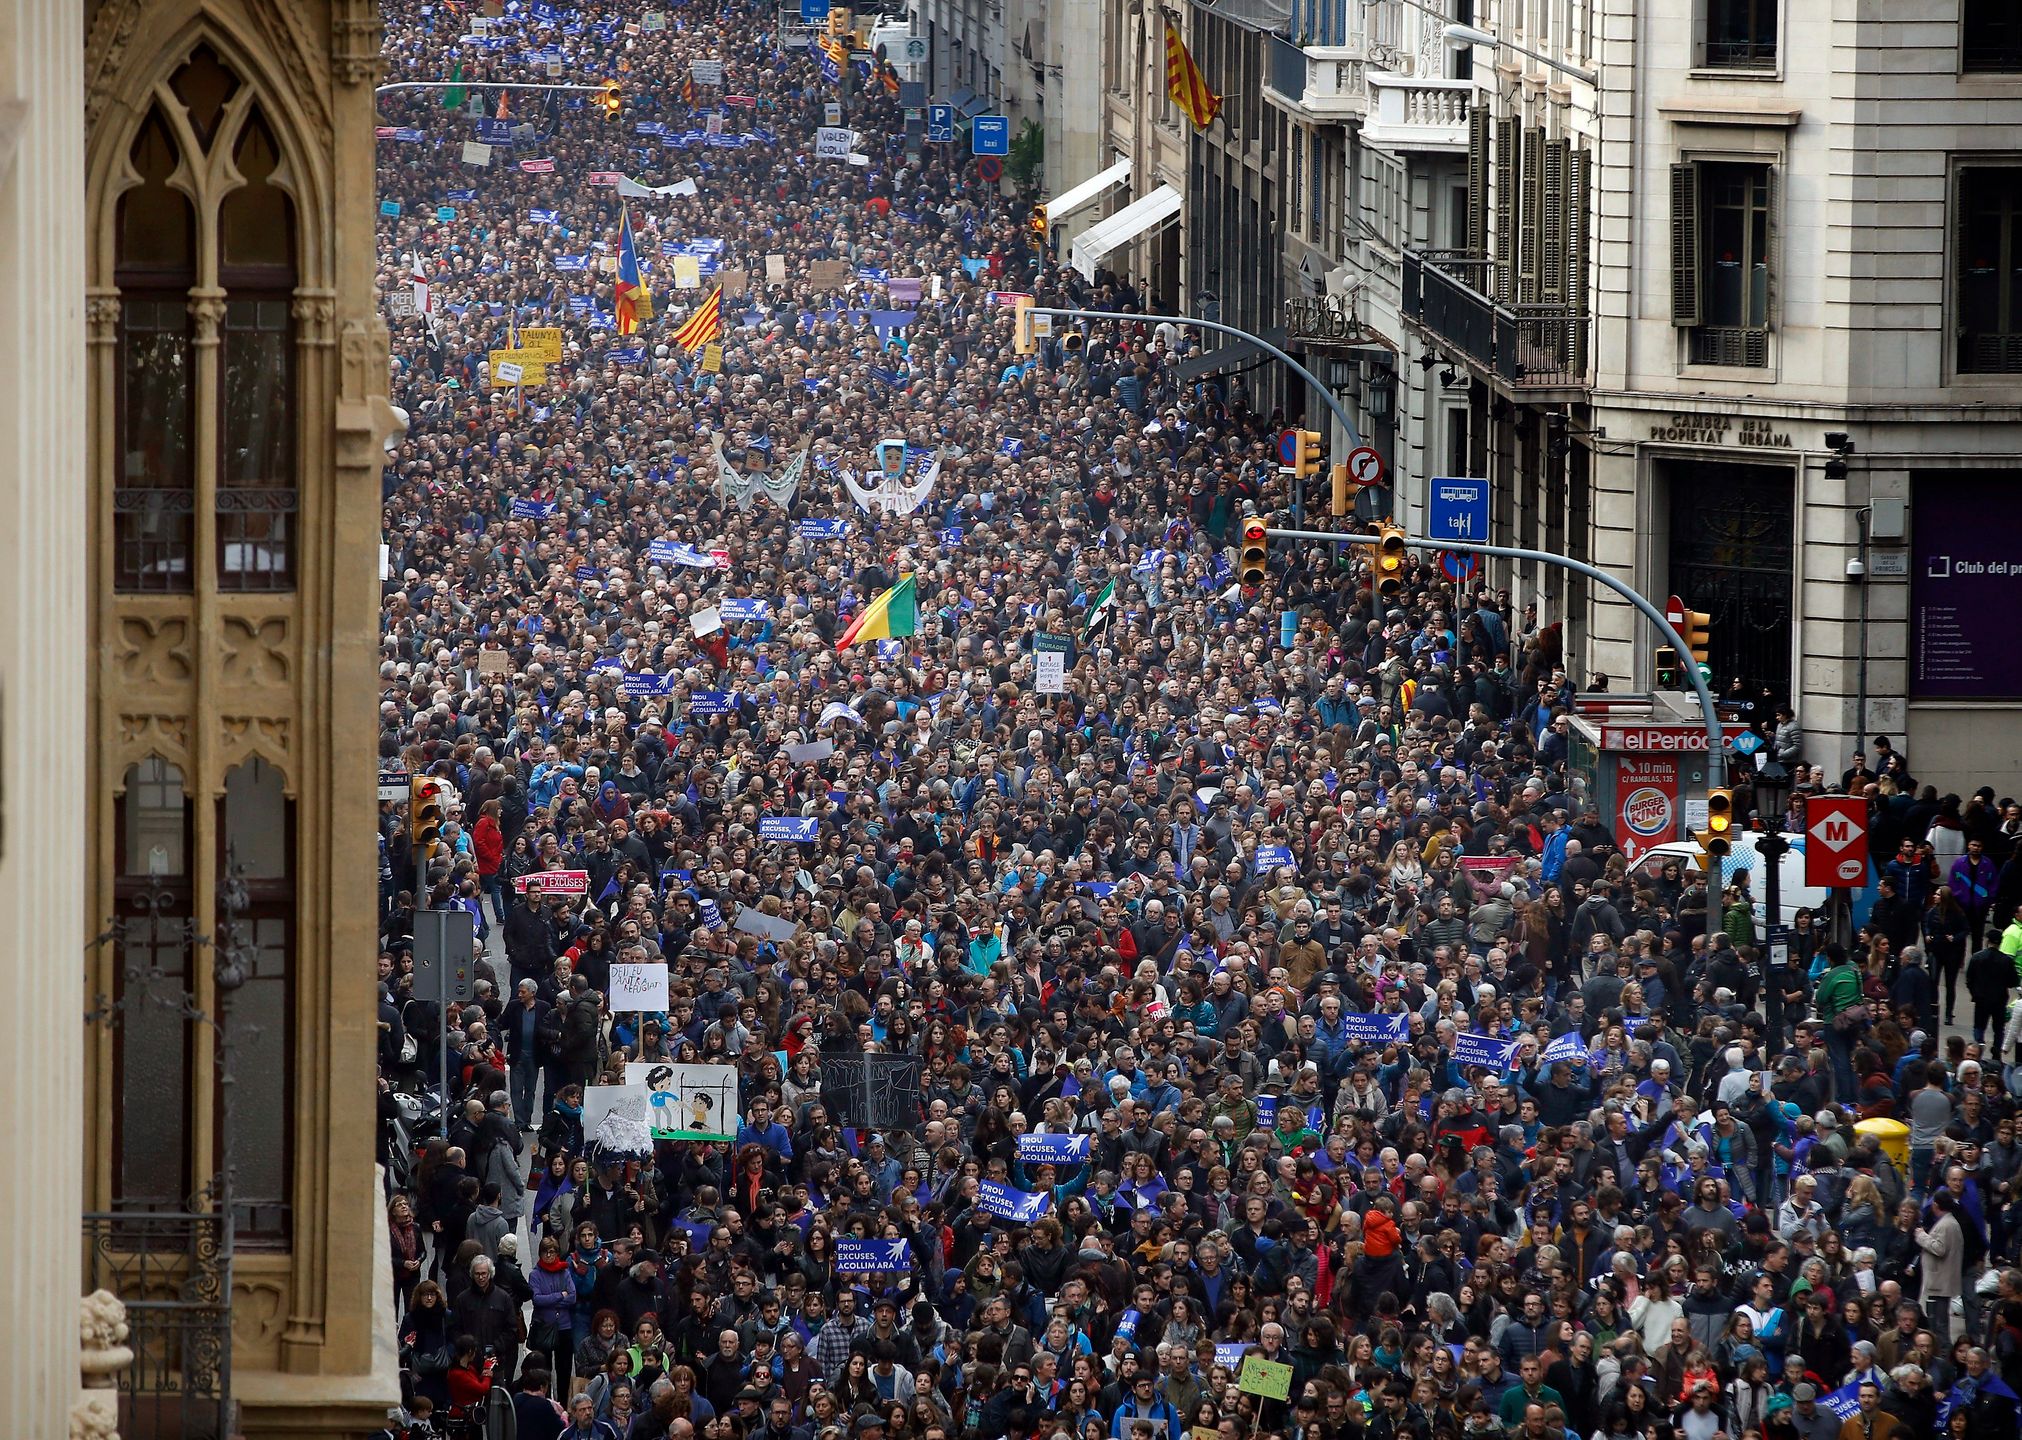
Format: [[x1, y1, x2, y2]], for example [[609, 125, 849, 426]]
[[976, 1178, 1049, 1223], [1340, 1012, 1410, 1045], [1016, 1132, 1092, 1165], [1453, 1032, 1520, 1071], [510, 498, 557, 519], [1253, 844, 1294, 875], [687, 691, 736, 716]]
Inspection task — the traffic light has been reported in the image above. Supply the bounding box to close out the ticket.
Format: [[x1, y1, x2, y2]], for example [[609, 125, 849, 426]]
[[1293, 429, 1323, 480], [1654, 645, 1682, 689], [1239, 515, 1270, 588], [1374, 522, 1407, 600], [1329, 462, 1358, 518], [599, 80, 622, 119], [410, 776, 449, 858], [1028, 204, 1048, 247], [1680, 608, 1712, 670], [1012, 295, 1035, 355], [1696, 787, 1733, 874]]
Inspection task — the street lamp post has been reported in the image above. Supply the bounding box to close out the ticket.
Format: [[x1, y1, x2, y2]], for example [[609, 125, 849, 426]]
[[1030, 306, 1366, 524], [1752, 758, 1792, 937]]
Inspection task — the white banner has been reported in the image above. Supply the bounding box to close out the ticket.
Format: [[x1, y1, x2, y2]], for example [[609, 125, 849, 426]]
[[690, 59, 725, 85], [461, 141, 493, 167], [815, 126, 857, 160]]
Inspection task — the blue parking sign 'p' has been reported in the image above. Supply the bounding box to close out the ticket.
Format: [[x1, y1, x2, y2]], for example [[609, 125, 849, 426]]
[[971, 115, 1010, 155], [926, 104, 955, 143]]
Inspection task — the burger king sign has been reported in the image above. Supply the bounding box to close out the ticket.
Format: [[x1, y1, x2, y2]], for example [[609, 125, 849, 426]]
[[1616, 757, 1679, 861]]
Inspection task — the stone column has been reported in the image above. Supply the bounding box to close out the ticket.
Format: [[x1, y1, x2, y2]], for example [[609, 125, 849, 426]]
[[0, 1, 89, 1438]]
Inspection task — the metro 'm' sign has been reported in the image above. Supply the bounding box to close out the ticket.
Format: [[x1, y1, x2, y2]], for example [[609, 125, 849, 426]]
[[1804, 796, 1869, 888]]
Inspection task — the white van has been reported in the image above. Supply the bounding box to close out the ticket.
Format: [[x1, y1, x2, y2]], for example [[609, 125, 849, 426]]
[[1629, 830, 1878, 932], [868, 21, 929, 81]]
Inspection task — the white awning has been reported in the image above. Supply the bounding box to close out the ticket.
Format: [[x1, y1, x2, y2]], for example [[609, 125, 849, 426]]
[[1070, 184, 1182, 281], [1042, 157, 1130, 222]]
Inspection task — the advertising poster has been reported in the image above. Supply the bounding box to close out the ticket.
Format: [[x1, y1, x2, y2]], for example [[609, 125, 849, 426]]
[[1911, 473, 2022, 698], [1615, 754, 1679, 862]]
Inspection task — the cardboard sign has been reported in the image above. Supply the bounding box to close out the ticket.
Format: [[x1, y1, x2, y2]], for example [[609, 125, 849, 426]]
[[520, 326, 564, 362], [766, 254, 787, 283], [477, 649, 511, 675], [672, 255, 702, 290], [700, 343, 722, 374], [1237, 1355, 1293, 1402], [807, 259, 852, 289], [608, 963, 671, 1012], [719, 268, 747, 298]]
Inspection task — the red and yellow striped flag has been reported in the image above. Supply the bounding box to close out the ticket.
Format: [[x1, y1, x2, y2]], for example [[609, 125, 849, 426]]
[[1165, 20, 1221, 131], [672, 285, 724, 352]]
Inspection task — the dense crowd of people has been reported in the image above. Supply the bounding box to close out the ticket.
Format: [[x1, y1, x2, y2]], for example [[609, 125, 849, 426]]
[[369, 2, 2022, 1439]]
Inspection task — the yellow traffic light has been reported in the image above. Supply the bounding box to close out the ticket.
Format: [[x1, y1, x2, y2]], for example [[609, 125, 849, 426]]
[[1294, 430, 1324, 480], [599, 80, 622, 119], [1374, 522, 1407, 600], [1681, 607, 1712, 669], [828, 5, 850, 37], [410, 776, 448, 858], [1012, 295, 1035, 355], [1329, 462, 1357, 518], [1028, 205, 1048, 246], [1697, 786, 1733, 873], [1240, 515, 1270, 588]]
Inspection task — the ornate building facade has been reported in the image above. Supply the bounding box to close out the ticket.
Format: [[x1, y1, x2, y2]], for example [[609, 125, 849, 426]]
[[2, 0, 401, 1435]]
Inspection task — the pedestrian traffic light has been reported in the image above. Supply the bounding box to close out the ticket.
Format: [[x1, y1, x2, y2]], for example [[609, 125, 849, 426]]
[[1680, 607, 1712, 668], [1329, 462, 1358, 517], [410, 776, 449, 858], [1293, 429, 1324, 480], [1012, 295, 1035, 355], [599, 80, 622, 119], [1654, 645, 1682, 689], [1374, 522, 1407, 600], [1240, 515, 1270, 588]]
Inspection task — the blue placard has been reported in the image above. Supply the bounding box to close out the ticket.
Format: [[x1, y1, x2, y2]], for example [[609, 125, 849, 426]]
[[379, 200, 402, 217], [975, 1178, 1049, 1222], [436, 205, 457, 222], [620, 673, 674, 697], [758, 815, 819, 843], [1341, 1012, 1410, 1045], [1214, 1344, 1251, 1373], [687, 691, 735, 716], [798, 518, 849, 539], [475, 118, 514, 144], [926, 103, 955, 144], [510, 498, 556, 519], [833, 1237, 911, 1273], [1427, 476, 1491, 544], [970, 115, 1010, 156], [1253, 844, 1294, 875], [1540, 1030, 1586, 1065], [719, 598, 771, 622], [1016, 1132, 1092, 1165], [1453, 1031, 1520, 1071], [1255, 1095, 1278, 1129]]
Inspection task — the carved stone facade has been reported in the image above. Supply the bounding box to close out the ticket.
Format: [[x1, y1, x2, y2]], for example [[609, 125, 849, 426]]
[[45, 0, 404, 1431]]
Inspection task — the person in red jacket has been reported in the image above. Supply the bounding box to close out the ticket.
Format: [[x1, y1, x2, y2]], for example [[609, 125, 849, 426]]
[[474, 799, 506, 925]]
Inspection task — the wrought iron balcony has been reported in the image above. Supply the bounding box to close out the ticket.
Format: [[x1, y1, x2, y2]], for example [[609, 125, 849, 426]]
[[1401, 249, 1590, 389], [1264, 34, 1369, 119]]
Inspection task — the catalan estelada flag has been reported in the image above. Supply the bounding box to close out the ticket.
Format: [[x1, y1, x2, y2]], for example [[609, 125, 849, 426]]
[[1165, 20, 1221, 130], [671, 284, 724, 352], [614, 203, 652, 335], [835, 574, 917, 650]]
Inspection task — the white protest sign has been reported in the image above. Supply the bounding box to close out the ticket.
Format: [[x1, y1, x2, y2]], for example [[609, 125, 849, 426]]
[[815, 126, 856, 160], [846, 152, 870, 167], [689, 605, 722, 637], [824, 102, 843, 126], [1034, 632, 1071, 695], [581, 1084, 649, 1141], [461, 141, 493, 167], [690, 59, 725, 85], [705, 112, 724, 137], [735, 906, 800, 943], [784, 738, 834, 764], [493, 360, 524, 384], [668, 178, 699, 197], [608, 962, 671, 1012], [766, 254, 787, 282]]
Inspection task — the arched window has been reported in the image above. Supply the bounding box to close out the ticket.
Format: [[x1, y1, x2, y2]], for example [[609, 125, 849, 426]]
[[114, 758, 193, 1211], [115, 107, 196, 592], [217, 108, 298, 591], [220, 758, 294, 1242]]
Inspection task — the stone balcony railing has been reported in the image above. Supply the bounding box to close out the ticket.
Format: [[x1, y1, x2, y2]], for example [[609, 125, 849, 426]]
[[1361, 72, 1473, 153]]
